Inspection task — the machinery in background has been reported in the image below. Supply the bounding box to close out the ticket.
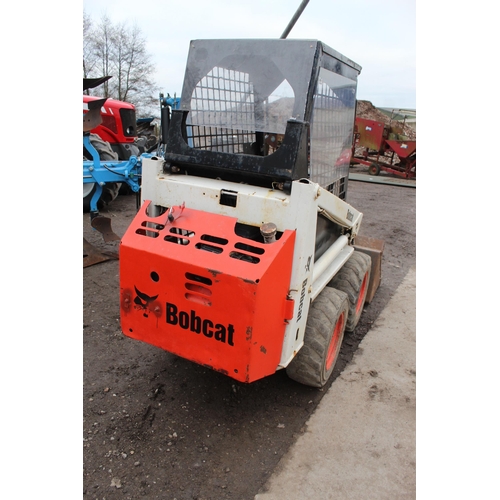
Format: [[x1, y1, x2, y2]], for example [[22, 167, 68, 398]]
[[83, 81, 180, 214], [350, 116, 416, 179], [83, 77, 179, 266]]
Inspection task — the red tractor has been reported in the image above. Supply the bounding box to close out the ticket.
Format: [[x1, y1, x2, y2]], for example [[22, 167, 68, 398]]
[[83, 94, 146, 160]]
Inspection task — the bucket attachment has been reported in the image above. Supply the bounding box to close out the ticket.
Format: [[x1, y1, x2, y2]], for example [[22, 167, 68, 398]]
[[353, 235, 385, 304], [83, 238, 118, 268]]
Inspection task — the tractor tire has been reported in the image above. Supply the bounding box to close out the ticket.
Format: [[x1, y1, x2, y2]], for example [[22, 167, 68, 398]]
[[286, 287, 349, 388], [328, 251, 371, 332], [83, 134, 121, 212], [368, 163, 380, 176]]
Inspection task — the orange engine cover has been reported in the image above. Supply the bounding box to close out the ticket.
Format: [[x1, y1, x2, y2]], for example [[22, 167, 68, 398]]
[[120, 201, 296, 383]]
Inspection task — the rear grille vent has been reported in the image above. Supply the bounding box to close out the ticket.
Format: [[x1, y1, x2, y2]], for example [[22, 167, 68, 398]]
[[201, 234, 229, 245], [234, 242, 264, 255], [185, 273, 212, 286], [164, 227, 194, 245], [135, 207, 266, 265], [184, 273, 213, 306], [136, 228, 160, 238], [229, 252, 260, 264], [195, 234, 228, 254], [195, 243, 223, 254]]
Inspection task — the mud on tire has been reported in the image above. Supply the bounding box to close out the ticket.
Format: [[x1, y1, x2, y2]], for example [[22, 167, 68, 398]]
[[286, 287, 349, 388], [328, 250, 371, 332]]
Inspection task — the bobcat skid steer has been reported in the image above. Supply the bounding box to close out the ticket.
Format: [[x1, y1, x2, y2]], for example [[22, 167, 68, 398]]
[[119, 39, 375, 387]]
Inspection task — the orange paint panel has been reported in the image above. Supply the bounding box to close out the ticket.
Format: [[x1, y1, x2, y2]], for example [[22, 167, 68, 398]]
[[120, 201, 296, 383]]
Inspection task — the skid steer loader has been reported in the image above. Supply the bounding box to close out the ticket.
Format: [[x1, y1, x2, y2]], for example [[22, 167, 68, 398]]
[[119, 38, 376, 387]]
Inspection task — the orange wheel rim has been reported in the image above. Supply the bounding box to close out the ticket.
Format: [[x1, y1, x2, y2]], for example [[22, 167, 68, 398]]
[[355, 272, 369, 316], [326, 311, 345, 371]]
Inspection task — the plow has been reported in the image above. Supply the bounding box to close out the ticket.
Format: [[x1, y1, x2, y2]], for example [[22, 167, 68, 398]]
[[83, 78, 179, 267], [82, 83, 143, 267]]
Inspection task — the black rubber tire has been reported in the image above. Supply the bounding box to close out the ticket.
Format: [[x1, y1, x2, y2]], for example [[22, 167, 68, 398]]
[[83, 183, 98, 213], [368, 163, 380, 176], [328, 251, 371, 332], [286, 287, 349, 388], [83, 134, 120, 212]]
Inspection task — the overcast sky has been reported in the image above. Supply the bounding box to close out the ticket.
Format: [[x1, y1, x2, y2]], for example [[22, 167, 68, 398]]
[[83, 0, 416, 110]]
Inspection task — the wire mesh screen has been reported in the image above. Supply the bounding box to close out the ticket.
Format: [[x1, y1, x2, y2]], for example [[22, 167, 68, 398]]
[[179, 41, 359, 196], [187, 67, 256, 153], [310, 68, 357, 198]]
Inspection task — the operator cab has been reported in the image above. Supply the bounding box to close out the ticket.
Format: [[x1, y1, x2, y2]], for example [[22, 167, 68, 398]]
[[163, 39, 361, 198]]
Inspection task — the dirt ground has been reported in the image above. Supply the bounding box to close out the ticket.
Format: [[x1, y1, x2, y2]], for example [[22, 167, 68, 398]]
[[83, 170, 416, 499]]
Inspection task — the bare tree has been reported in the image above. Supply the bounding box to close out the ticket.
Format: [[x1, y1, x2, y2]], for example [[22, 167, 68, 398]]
[[83, 10, 98, 88], [111, 23, 157, 112], [83, 12, 158, 115], [90, 14, 115, 98]]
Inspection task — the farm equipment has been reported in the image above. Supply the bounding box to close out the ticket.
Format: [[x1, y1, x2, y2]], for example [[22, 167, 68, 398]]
[[83, 78, 145, 246], [351, 116, 416, 179], [83, 81, 143, 213], [136, 94, 182, 153], [83, 81, 180, 214], [119, 35, 382, 388], [83, 78, 180, 254]]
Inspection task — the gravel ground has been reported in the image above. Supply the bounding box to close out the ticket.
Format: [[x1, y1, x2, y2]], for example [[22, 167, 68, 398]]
[[83, 173, 416, 499]]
